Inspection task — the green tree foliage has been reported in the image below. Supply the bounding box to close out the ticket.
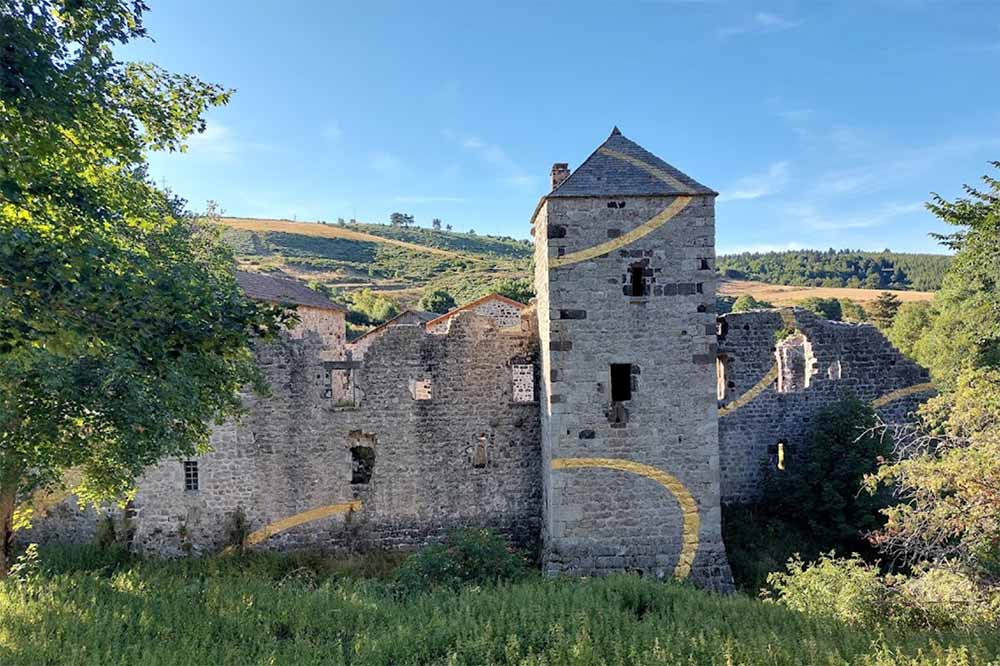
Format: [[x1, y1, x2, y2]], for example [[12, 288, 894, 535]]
[[766, 553, 998, 629], [887, 302, 933, 359], [0, 1, 285, 575], [487, 278, 534, 304], [393, 529, 530, 594], [717, 250, 951, 291], [730, 295, 774, 312], [768, 398, 890, 548], [389, 212, 414, 227], [839, 298, 867, 323], [348, 289, 399, 325], [417, 288, 456, 314], [911, 164, 1000, 388], [798, 297, 842, 321], [866, 368, 1000, 585], [868, 292, 902, 329]]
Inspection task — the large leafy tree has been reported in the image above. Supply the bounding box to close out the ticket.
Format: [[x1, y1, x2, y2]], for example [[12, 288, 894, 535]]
[[0, 1, 285, 575], [913, 164, 1000, 388], [418, 288, 455, 315], [866, 164, 1000, 585]]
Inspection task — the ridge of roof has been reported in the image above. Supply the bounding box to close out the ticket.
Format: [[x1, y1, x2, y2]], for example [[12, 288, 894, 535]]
[[547, 128, 716, 198], [350, 309, 437, 345], [424, 293, 527, 329]]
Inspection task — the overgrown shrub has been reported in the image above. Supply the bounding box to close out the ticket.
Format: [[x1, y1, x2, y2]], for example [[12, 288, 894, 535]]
[[766, 553, 889, 626], [766, 396, 890, 548], [393, 528, 531, 594], [724, 397, 890, 591], [766, 554, 1000, 630], [222, 507, 250, 553]]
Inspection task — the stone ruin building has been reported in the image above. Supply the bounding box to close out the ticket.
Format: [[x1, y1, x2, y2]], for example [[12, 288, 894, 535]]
[[27, 129, 935, 590]]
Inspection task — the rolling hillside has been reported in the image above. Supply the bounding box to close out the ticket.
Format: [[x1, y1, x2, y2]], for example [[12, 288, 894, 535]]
[[215, 216, 943, 312], [214, 216, 532, 308]]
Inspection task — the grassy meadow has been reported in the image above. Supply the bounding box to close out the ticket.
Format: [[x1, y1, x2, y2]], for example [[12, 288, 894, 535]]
[[1, 545, 998, 666]]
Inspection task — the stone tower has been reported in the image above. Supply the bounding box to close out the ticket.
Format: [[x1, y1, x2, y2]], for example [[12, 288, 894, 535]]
[[532, 128, 733, 590]]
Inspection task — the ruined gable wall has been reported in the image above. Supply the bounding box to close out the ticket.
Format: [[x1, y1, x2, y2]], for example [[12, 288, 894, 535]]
[[287, 306, 346, 360], [426, 298, 524, 334], [97, 310, 541, 556], [717, 309, 933, 504], [320, 312, 541, 550], [348, 311, 430, 360]]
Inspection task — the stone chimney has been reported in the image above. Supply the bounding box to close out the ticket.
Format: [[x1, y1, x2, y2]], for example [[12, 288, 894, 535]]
[[550, 163, 570, 190]]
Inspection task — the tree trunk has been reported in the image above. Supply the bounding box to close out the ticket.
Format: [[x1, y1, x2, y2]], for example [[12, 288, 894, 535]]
[[0, 467, 20, 579]]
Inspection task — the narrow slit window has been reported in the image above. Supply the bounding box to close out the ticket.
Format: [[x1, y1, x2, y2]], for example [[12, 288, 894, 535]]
[[183, 461, 199, 492], [777, 442, 785, 471], [629, 265, 646, 297], [716, 356, 727, 401], [610, 364, 632, 402]]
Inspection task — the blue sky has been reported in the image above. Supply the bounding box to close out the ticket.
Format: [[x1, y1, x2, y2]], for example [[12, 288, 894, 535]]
[[127, 1, 1000, 254]]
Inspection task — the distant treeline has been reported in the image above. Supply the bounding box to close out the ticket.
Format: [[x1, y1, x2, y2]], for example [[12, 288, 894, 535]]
[[716, 249, 952, 291]]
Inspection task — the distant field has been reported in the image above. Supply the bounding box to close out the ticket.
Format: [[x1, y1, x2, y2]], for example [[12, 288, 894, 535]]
[[720, 279, 936, 305], [215, 217, 471, 260]]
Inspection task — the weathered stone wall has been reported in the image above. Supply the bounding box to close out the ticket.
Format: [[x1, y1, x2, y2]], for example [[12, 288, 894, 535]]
[[30, 311, 543, 556], [347, 311, 429, 360], [288, 306, 346, 361], [427, 297, 524, 334], [717, 309, 933, 505], [535, 194, 732, 590]]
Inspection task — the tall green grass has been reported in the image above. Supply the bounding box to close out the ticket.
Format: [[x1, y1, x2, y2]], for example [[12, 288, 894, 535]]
[[1, 546, 997, 665]]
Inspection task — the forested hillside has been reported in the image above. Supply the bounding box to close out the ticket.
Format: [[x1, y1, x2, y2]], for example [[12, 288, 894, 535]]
[[717, 249, 951, 291]]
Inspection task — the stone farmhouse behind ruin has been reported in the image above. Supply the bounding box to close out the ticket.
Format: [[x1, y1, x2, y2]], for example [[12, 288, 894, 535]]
[[27, 129, 935, 590]]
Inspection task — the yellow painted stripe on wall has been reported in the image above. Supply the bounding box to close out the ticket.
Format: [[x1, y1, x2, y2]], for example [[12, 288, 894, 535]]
[[597, 148, 692, 192], [551, 457, 700, 580], [871, 382, 936, 408], [245, 500, 362, 546], [549, 196, 692, 269], [718, 365, 778, 418]]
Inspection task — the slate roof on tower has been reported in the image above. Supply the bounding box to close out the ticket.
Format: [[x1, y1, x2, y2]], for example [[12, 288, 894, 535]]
[[547, 127, 716, 198]]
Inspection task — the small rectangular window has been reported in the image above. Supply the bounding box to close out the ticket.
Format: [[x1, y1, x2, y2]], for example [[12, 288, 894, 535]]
[[610, 364, 632, 402], [409, 378, 432, 401], [183, 461, 199, 492], [629, 265, 646, 297]]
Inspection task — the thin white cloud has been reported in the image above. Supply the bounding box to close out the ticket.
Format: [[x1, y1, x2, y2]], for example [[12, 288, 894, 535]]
[[391, 195, 464, 204], [322, 121, 342, 142], [505, 175, 536, 188], [785, 201, 924, 232], [719, 12, 802, 38], [370, 152, 402, 174], [718, 161, 790, 201], [775, 108, 813, 124], [183, 122, 238, 160], [446, 130, 535, 188]]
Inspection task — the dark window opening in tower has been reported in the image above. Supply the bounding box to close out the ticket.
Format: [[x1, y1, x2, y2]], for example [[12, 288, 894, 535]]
[[610, 364, 632, 402], [351, 446, 376, 484], [629, 265, 646, 297]]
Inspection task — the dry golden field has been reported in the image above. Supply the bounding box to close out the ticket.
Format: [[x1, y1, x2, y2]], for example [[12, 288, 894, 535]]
[[215, 216, 470, 259], [719, 279, 936, 305]]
